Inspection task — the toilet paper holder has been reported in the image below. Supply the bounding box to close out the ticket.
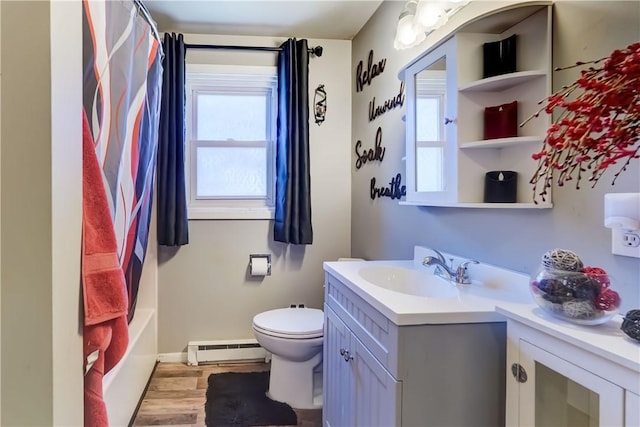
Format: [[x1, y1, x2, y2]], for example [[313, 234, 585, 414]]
[[249, 254, 272, 276]]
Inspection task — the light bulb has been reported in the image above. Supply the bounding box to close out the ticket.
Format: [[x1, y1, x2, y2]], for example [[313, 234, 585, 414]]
[[397, 15, 417, 45], [415, 1, 448, 30]]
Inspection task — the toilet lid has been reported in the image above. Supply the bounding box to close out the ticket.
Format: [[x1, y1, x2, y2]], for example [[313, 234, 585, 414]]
[[253, 308, 323, 337]]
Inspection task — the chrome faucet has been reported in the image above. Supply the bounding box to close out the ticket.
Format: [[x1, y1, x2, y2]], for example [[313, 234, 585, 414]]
[[422, 250, 479, 284]]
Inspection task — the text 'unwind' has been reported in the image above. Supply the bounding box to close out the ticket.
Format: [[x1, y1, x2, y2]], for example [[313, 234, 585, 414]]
[[369, 82, 405, 122]]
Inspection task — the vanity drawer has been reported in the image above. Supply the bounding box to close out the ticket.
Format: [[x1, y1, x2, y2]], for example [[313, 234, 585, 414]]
[[325, 272, 399, 376]]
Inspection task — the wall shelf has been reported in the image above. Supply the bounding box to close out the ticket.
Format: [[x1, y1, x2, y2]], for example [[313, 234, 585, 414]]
[[460, 136, 543, 149], [399, 201, 552, 209], [459, 70, 546, 92], [401, 5, 552, 208]]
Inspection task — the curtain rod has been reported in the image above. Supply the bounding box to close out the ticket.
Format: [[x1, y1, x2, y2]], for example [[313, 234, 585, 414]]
[[185, 43, 323, 57], [133, 0, 163, 53]]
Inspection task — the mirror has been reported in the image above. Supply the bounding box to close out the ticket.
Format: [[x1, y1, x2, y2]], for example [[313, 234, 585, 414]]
[[415, 57, 447, 192], [402, 36, 457, 204]]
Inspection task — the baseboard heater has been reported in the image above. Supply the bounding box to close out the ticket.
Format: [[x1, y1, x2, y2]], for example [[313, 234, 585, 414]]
[[187, 339, 267, 366]]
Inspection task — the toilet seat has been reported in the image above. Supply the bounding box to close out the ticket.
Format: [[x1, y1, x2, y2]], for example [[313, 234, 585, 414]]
[[253, 308, 323, 339]]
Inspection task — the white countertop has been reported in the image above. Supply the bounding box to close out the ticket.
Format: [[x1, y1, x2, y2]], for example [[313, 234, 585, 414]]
[[496, 302, 640, 373], [323, 249, 533, 326], [324, 246, 639, 380]]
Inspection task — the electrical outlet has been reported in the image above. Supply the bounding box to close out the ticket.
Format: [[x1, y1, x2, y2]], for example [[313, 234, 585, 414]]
[[623, 232, 640, 247], [611, 229, 640, 258]]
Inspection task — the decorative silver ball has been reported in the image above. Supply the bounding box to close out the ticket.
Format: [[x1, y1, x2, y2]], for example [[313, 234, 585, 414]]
[[542, 249, 584, 272], [562, 299, 598, 319]]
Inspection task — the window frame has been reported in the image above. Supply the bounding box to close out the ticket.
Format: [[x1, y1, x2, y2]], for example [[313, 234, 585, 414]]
[[185, 64, 278, 220]]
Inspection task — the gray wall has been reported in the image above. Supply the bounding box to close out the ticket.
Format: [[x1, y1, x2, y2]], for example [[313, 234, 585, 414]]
[[351, 1, 640, 311], [158, 35, 352, 354]]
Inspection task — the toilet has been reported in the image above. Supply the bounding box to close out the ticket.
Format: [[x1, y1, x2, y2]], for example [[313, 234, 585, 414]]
[[252, 307, 324, 409]]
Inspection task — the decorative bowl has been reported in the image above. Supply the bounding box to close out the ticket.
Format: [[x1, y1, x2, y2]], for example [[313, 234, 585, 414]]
[[530, 267, 620, 325]]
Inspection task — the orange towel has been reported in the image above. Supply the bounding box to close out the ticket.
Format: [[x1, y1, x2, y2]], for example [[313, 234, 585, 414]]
[[82, 108, 129, 426]]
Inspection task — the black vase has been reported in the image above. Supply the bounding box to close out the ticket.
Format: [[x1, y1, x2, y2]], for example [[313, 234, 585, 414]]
[[483, 34, 517, 78]]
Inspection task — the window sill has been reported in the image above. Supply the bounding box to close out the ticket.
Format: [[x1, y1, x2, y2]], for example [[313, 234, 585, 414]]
[[188, 206, 275, 220]]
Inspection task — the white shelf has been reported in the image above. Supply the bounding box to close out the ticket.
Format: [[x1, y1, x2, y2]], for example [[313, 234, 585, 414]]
[[401, 6, 552, 209], [460, 135, 543, 149], [459, 70, 546, 92], [399, 201, 552, 209]]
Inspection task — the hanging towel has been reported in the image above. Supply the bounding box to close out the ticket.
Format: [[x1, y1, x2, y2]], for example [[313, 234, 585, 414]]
[[82, 108, 129, 426], [82, 106, 128, 326]]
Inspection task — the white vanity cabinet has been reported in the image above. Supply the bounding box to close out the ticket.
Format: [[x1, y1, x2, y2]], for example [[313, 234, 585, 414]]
[[323, 272, 508, 427], [401, 3, 553, 208], [627, 392, 640, 426], [498, 305, 640, 426], [324, 306, 401, 427]]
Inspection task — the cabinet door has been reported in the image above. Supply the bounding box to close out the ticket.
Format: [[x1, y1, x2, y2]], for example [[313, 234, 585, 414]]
[[404, 37, 458, 204], [517, 340, 624, 427], [626, 391, 640, 427], [353, 336, 401, 427], [323, 306, 353, 427]]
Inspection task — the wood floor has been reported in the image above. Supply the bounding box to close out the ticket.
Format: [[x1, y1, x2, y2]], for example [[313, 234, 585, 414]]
[[131, 361, 323, 427]]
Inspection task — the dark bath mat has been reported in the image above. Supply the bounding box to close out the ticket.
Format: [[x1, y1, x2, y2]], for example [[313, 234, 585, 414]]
[[205, 371, 298, 426]]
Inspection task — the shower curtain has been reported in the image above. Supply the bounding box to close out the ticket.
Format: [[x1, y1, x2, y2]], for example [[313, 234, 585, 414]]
[[82, 0, 162, 325], [82, 0, 163, 425]]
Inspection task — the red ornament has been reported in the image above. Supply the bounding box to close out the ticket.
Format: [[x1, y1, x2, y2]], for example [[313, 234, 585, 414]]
[[582, 266, 610, 290], [595, 289, 620, 311]]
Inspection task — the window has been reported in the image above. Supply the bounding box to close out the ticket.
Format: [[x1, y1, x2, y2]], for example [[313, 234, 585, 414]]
[[186, 64, 277, 219], [415, 77, 446, 192]]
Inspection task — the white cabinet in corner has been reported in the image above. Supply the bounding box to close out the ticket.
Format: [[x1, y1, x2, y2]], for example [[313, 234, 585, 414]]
[[323, 272, 508, 427], [498, 304, 640, 426], [627, 391, 640, 426]]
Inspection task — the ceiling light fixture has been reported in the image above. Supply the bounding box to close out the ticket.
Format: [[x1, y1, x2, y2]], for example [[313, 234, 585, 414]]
[[394, 0, 470, 50]]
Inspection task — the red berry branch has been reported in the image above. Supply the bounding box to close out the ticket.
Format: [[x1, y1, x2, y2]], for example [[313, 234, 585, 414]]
[[523, 42, 640, 204]]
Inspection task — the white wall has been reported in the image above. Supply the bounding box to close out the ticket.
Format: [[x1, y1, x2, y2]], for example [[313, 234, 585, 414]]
[[351, 1, 640, 311], [157, 34, 352, 353], [0, 1, 83, 425]]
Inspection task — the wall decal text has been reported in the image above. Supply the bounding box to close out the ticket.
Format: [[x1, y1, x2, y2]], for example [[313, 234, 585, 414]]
[[370, 173, 406, 200], [355, 126, 386, 170], [356, 50, 386, 93], [369, 81, 405, 122]]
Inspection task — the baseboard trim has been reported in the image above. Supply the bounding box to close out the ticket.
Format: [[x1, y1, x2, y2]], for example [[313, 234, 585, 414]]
[[158, 352, 188, 363]]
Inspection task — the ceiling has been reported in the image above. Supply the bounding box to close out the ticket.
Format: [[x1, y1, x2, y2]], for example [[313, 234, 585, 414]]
[[143, 0, 385, 40]]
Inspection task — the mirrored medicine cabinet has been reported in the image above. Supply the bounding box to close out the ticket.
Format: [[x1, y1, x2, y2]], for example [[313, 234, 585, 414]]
[[399, 2, 554, 208]]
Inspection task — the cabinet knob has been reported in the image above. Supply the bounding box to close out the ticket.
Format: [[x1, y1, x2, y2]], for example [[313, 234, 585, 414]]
[[444, 117, 455, 125], [511, 363, 528, 383], [340, 348, 353, 362]]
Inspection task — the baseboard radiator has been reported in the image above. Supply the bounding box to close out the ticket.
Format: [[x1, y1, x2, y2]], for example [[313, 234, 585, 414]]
[[187, 339, 267, 366]]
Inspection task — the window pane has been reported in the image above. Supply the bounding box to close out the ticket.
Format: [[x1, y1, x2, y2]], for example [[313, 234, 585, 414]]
[[416, 97, 440, 141], [196, 146, 267, 198], [416, 146, 444, 192], [196, 93, 267, 140]]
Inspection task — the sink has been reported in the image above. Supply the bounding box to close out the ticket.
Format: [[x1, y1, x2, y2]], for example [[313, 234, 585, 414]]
[[324, 247, 533, 325], [358, 265, 459, 298]]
